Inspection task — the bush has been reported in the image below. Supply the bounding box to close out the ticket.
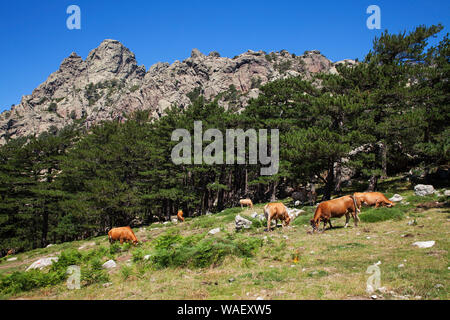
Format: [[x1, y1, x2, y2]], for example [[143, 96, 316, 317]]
[[81, 258, 109, 286], [120, 265, 133, 280], [359, 207, 405, 223], [51, 249, 82, 273], [0, 270, 64, 296], [150, 232, 262, 269], [131, 247, 149, 262], [109, 242, 121, 255]]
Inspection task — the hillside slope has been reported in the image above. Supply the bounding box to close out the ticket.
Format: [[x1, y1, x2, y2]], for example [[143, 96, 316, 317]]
[[1, 181, 448, 300]]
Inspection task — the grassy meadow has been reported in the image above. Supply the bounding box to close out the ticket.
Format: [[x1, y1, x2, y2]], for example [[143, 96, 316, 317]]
[[0, 178, 448, 300]]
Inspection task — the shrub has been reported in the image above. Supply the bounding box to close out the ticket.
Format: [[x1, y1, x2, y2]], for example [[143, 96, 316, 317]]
[[359, 207, 405, 223], [109, 242, 121, 255], [131, 247, 148, 262], [0, 270, 64, 296], [150, 232, 262, 269], [120, 265, 133, 281], [81, 258, 109, 286], [51, 249, 82, 273]]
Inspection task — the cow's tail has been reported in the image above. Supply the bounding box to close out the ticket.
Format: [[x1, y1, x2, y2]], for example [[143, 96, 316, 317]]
[[351, 195, 360, 221], [263, 204, 269, 221]]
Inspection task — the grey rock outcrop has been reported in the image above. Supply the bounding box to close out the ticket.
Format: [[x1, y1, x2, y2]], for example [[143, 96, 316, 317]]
[[0, 40, 340, 144], [414, 184, 435, 196], [389, 194, 403, 202], [235, 214, 252, 230]]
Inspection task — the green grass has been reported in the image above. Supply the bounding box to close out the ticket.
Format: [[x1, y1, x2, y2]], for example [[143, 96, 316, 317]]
[[0, 176, 448, 300], [359, 207, 406, 223]]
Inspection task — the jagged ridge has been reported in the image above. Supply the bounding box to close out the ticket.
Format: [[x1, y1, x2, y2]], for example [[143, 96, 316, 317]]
[[0, 39, 352, 144]]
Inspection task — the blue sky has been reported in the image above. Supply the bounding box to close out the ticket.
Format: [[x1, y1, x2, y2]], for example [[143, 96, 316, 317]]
[[0, 0, 449, 112]]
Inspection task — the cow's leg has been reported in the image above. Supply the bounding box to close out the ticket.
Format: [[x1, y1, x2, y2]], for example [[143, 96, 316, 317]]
[[241, 204, 243, 209], [328, 219, 333, 229], [120, 238, 124, 244], [353, 210, 359, 227], [267, 216, 272, 231], [344, 213, 350, 228], [322, 220, 327, 232]]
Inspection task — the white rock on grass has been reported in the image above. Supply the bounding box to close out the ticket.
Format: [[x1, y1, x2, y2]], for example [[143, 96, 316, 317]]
[[389, 194, 403, 202], [208, 227, 221, 235], [102, 260, 117, 269], [412, 241, 435, 248], [26, 257, 59, 271], [444, 190, 450, 197], [46, 244, 54, 248], [235, 214, 252, 230], [414, 184, 435, 196], [144, 255, 151, 260], [294, 200, 300, 206], [78, 242, 95, 250], [7, 257, 17, 262]]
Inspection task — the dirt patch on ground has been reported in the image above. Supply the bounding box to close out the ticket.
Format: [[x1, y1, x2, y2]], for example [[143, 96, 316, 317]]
[[116, 254, 132, 263], [416, 202, 445, 210]]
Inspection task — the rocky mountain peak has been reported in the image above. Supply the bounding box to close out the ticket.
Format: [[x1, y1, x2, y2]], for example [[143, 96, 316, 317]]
[[0, 40, 347, 145], [85, 39, 145, 83]]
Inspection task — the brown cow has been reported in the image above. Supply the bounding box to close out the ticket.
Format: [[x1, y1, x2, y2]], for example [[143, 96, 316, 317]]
[[177, 210, 185, 222], [353, 192, 395, 213], [240, 198, 254, 210], [108, 226, 139, 245], [310, 195, 359, 232], [264, 202, 291, 231]]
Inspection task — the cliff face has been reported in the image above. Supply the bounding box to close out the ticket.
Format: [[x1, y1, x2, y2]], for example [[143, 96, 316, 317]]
[[0, 40, 346, 144]]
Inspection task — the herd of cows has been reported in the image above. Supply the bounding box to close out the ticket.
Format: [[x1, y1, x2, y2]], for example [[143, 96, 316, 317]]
[[107, 191, 396, 245]]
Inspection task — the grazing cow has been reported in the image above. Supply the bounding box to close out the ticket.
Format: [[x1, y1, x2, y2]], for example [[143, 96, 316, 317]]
[[108, 226, 139, 245], [264, 202, 291, 231], [310, 195, 359, 232], [353, 192, 395, 213], [177, 210, 185, 222], [240, 198, 254, 210]]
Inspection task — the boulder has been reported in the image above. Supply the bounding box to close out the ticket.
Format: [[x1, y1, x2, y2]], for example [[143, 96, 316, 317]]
[[144, 255, 151, 260], [208, 227, 221, 235], [389, 194, 403, 202], [250, 212, 265, 221], [286, 207, 305, 221], [235, 214, 252, 230], [444, 190, 450, 197], [102, 260, 117, 269], [7, 257, 17, 262], [412, 241, 435, 248], [26, 257, 59, 271], [414, 184, 435, 196]]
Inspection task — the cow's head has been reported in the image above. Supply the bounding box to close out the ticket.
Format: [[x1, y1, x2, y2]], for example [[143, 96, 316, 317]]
[[310, 218, 319, 232], [284, 213, 291, 226]]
